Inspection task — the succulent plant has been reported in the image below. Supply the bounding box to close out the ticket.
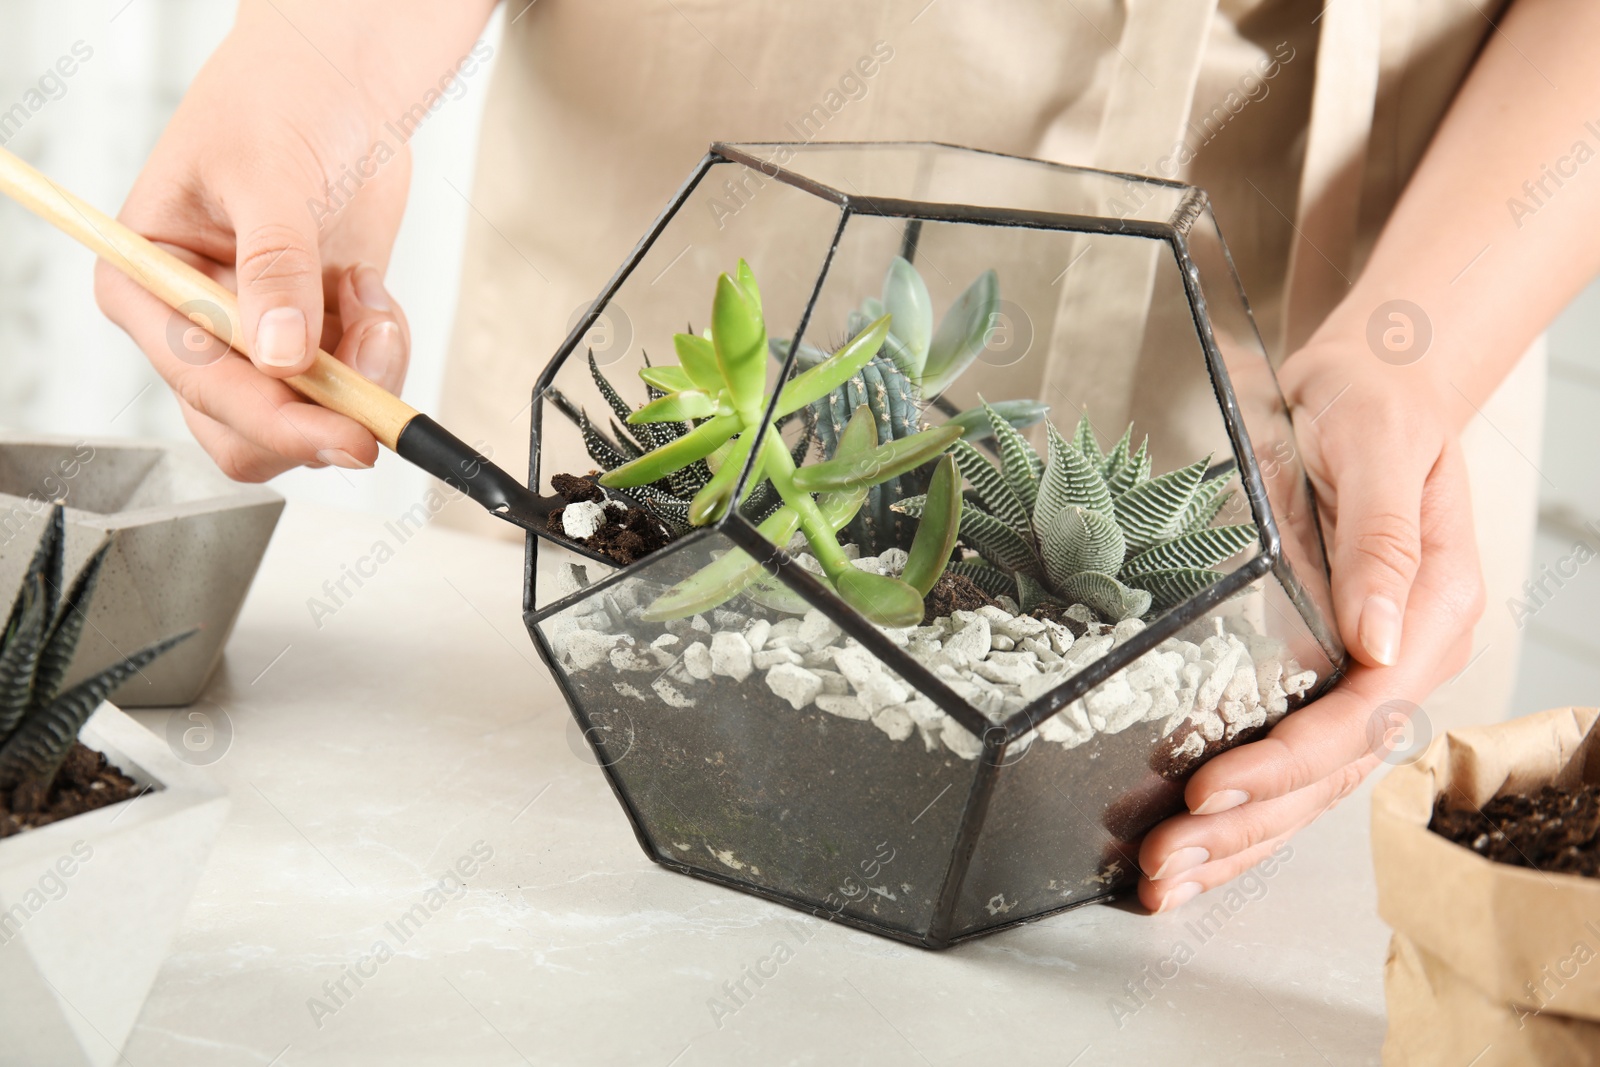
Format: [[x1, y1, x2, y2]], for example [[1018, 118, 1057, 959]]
[[597, 260, 963, 628], [546, 352, 810, 535], [775, 257, 1049, 552], [0, 505, 194, 812], [895, 405, 1258, 622], [550, 256, 1048, 553]]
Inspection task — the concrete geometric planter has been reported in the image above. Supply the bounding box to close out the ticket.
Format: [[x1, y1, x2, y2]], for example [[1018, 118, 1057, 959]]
[[0, 702, 229, 1067], [0, 434, 282, 706]]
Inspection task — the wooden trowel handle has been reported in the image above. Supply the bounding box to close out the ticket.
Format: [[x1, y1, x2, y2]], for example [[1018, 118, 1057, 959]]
[[0, 144, 419, 448]]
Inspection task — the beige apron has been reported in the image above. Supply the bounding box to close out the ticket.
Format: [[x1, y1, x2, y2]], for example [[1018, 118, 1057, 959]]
[[441, 0, 1539, 727]]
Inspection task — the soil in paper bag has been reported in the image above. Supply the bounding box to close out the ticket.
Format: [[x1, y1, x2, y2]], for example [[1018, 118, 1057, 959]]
[[1431, 783, 1600, 878]]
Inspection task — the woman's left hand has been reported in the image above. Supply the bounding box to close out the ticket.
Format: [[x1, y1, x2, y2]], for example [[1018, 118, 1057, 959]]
[[1134, 340, 1486, 912]]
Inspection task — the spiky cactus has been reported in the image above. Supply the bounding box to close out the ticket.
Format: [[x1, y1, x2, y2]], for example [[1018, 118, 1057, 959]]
[[776, 257, 1048, 552], [895, 405, 1257, 621], [0, 506, 194, 812], [597, 260, 963, 627]]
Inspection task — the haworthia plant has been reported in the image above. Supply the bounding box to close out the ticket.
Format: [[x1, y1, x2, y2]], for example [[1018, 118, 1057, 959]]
[[895, 404, 1257, 621], [598, 261, 963, 628], [546, 349, 810, 535], [0, 505, 195, 808], [772, 256, 1049, 554]]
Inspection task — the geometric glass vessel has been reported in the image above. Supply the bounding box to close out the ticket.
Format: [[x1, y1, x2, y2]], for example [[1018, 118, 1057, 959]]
[[522, 143, 1346, 948]]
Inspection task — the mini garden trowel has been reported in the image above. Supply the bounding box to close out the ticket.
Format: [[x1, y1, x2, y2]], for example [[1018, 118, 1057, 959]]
[[0, 144, 557, 539]]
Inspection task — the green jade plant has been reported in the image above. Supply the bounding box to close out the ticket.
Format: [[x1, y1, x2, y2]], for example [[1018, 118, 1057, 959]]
[[897, 405, 1258, 622], [598, 260, 964, 628], [0, 505, 194, 813]]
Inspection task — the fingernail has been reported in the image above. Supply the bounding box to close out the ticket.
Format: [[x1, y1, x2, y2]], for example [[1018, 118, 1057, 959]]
[[356, 321, 403, 386], [316, 449, 372, 470], [1192, 789, 1249, 816], [1151, 846, 1210, 881], [1359, 595, 1402, 666], [256, 307, 307, 367], [353, 263, 392, 311], [1156, 881, 1202, 914]]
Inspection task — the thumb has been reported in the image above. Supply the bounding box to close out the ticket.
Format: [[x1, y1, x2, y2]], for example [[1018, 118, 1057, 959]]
[[1330, 453, 1429, 668], [232, 186, 325, 377]]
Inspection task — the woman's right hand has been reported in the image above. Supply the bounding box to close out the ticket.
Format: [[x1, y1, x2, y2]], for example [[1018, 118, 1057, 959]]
[[95, 0, 491, 481]]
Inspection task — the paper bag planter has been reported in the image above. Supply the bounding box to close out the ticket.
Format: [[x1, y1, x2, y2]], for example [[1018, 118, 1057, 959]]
[[521, 143, 1345, 948], [1375, 707, 1600, 1064]]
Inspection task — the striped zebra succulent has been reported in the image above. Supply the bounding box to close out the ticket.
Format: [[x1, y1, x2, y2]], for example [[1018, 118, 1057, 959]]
[[0, 505, 194, 811], [546, 351, 810, 535], [894, 404, 1258, 621]]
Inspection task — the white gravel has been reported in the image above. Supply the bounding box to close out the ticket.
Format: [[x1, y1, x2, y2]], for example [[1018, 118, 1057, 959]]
[[547, 549, 1319, 766], [560, 500, 608, 540]]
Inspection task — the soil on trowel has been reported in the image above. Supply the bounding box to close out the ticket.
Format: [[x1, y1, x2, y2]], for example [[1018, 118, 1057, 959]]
[[550, 472, 604, 503], [548, 472, 673, 566], [0, 743, 141, 838], [1430, 783, 1600, 877], [921, 572, 997, 625]]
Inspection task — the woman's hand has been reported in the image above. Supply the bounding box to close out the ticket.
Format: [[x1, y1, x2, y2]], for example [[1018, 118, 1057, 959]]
[[1135, 342, 1486, 912], [1132, 0, 1600, 913], [94, 0, 492, 481]]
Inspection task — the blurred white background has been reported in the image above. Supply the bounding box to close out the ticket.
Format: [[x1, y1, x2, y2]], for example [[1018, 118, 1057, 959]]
[[0, 1, 1595, 715], [0, 0, 502, 517]]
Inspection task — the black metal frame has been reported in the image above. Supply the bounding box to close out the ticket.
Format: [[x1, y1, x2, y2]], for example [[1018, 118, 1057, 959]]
[[522, 142, 1348, 948]]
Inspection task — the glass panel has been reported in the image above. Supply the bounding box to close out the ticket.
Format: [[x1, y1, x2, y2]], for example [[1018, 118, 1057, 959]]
[[529, 526, 984, 938], [785, 212, 1258, 582], [729, 142, 1186, 223], [534, 158, 843, 503], [530, 525, 618, 614], [950, 572, 1330, 939], [1182, 205, 1342, 663]]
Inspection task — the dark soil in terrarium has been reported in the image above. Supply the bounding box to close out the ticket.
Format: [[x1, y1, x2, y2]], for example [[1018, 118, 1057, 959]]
[[548, 472, 672, 566], [921, 571, 997, 625], [1431, 783, 1600, 877], [0, 744, 141, 838], [1025, 600, 1091, 638], [566, 668, 972, 936], [560, 660, 1214, 939]]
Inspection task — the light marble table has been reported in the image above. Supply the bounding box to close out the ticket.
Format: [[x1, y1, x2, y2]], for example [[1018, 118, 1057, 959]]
[[122, 501, 1389, 1066]]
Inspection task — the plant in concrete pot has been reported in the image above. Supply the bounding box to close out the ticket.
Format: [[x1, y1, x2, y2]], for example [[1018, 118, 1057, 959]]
[[0, 506, 193, 831], [0, 434, 283, 707], [524, 142, 1347, 948], [1, 504, 229, 1066]]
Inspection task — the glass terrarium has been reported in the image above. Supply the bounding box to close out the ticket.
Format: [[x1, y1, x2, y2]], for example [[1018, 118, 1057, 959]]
[[521, 143, 1345, 948]]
